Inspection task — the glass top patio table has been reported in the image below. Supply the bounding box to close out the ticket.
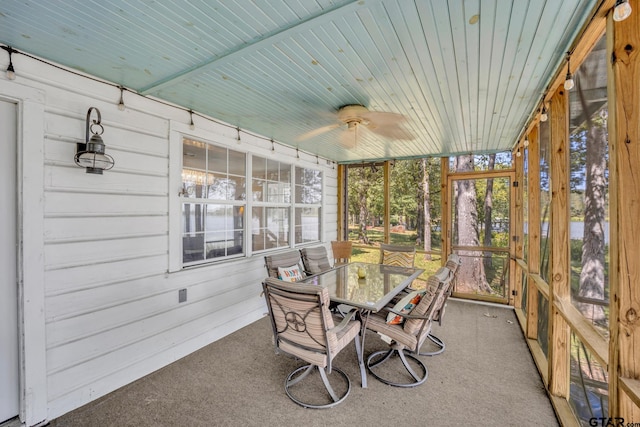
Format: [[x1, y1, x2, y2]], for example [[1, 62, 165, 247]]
[[301, 262, 424, 312], [301, 262, 424, 388]]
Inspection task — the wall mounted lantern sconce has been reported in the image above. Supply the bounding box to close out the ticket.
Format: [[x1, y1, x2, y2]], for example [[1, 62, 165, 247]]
[[74, 107, 115, 174]]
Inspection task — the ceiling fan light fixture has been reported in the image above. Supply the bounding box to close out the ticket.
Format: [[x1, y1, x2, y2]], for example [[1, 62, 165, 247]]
[[296, 104, 412, 148]]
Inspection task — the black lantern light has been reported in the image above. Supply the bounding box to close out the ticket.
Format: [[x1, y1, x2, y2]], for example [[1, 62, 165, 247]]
[[75, 107, 115, 174]]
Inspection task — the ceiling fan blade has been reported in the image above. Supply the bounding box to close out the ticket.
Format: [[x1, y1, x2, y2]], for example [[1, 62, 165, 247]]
[[361, 111, 406, 126], [296, 123, 341, 141], [367, 123, 415, 140]]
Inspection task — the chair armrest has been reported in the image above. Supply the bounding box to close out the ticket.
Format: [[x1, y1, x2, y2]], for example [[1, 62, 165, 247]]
[[383, 306, 432, 321], [328, 307, 359, 334]]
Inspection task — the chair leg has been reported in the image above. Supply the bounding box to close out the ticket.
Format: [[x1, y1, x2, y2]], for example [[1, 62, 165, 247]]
[[285, 364, 351, 409], [366, 349, 428, 388], [418, 333, 445, 356]]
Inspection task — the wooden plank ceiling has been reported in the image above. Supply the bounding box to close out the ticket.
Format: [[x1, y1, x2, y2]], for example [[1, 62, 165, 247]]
[[0, 0, 599, 162]]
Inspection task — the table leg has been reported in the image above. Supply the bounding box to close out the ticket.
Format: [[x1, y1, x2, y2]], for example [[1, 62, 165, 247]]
[[357, 310, 371, 388]]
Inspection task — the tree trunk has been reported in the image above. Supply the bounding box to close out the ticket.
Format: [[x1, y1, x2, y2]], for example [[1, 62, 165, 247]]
[[421, 158, 432, 260], [483, 154, 496, 272], [575, 73, 606, 323], [454, 155, 491, 293], [356, 169, 370, 244]]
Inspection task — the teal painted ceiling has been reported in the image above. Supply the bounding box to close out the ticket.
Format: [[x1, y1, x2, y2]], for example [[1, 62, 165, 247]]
[[0, 0, 599, 162]]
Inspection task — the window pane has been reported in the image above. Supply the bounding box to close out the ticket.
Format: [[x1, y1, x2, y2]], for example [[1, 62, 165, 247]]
[[295, 207, 320, 244], [568, 34, 609, 336], [182, 203, 205, 263], [206, 174, 245, 201], [280, 164, 291, 184], [266, 182, 288, 203], [295, 167, 322, 204], [202, 205, 244, 259], [252, 157, 266, 180], [183, 139, 206, 170], [182, 203, 203, 233], [228, 149, 246, 175], [230, 176, 246, 201], [266, 159, 279, 181], [207, 144, 227, 173], [252, 156, 290, 203], [207, 173, 228, 199], [182, 170, 206, 199], [252, 178, 264, 202], [251, 207, 289, 251]]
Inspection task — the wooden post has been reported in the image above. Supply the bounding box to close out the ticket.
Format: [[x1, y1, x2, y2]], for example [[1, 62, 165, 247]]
[[383, 161, 391, 244], [440, 157, 450, 261], [548, 85, 571, 399], [337, 164, 346, 240], [608, 8, 640, 420], [527, 126, 541, 338], [512, 142, 524, 308]]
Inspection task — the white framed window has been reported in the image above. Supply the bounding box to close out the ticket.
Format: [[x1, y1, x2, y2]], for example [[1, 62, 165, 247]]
[[170, 127, 324, 270], [181, 138, 246, 266]]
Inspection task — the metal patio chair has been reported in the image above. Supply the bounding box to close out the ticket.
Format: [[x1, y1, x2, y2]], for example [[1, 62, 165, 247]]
[[330, 240, 352, 266], [300, 245, 332, 275], [264, 250, 306, 280], [364, 267, 451, 387], [422, 253, 463, 356], [262, 278, 362, 408]]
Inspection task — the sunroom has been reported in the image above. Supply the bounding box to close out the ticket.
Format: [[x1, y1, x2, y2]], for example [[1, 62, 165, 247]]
[[0, 1, 638, 426]]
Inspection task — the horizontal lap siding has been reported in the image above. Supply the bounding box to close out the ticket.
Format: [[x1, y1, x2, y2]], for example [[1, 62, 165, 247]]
[[9, 55, 337, 420], [35, 90, 268, 418]]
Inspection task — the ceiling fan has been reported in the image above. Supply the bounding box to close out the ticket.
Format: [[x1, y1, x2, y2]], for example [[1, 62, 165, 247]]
[[297, 104, 414, 148]]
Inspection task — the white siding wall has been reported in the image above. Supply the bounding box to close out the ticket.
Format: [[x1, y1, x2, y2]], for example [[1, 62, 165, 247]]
[[1, 53, 337, 422]]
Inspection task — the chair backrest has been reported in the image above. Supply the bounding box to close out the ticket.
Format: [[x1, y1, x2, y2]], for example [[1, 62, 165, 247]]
[[445, 253, 462, 274], [427, 254, 461, 326], [264, 250, 306, 280], [403, 267, 451, 343], [379, 243, 416, 267], [262, 278, 337, 369], [331, 240, 352, 265], [300, 246, 332, 275]]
